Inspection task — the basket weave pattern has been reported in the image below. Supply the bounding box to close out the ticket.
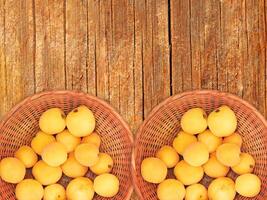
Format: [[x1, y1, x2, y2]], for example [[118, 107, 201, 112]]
[[133, 90, 267, 200], [0, 91, 133, 200]]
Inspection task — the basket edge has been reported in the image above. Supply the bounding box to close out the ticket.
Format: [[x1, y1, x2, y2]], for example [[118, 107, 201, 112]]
[[0, 90, 133, 142]]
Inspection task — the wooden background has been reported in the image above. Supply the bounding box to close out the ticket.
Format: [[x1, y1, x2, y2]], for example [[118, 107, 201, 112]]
[[0, 0, 266, 199]]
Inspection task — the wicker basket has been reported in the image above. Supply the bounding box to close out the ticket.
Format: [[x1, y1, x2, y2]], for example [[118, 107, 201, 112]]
[[0, 91, 133, 200], [132, 90, 267, 200]]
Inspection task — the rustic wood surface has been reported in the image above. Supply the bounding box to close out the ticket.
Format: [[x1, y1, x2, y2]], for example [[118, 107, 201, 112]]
[[0, 0, 266, 199]]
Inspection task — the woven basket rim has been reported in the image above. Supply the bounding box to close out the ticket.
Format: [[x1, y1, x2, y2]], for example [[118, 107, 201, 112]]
[[131, 89, 267, 199], [0, 90, 134, 200]]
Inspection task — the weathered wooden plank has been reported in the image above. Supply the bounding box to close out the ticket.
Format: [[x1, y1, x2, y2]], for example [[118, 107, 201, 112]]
[[108, 0, 121, 111], [95, 0, 112, 101], [265, 0, 267, 117], [186, 0, 220, 91], [253, 0, 267, 114], [219, 0, 245, 95], [87, 0, 98, 95], [0, 0, 6, 117], [35, 0, 65, 91], [133, 0, 145, 132], [140, 0, 153, 118], [3, 0, 35, 110], [243, 0, 266, 115], [110, 0, 136, 131], [200, 0, 219, 89], [216, 3, 227, 92], [65, 0, 88, 92], [152, 0, 171, 102], [142, 0, 170, 117], [171, 0, 192, 93], [190, 0, 203, 90]]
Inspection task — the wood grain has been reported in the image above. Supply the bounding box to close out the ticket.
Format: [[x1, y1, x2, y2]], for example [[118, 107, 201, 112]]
[[110, 0, 136, 130], [0, 0, 6, 117], [141, 0, 171, 117], [95, 0, 111, 101], [0, 0, 266, 199], [171, 0, 192, 93], [219, 0, 244, 95], [3, 0, 35, 111], [65, 0, 88, 92], [87, 0, 98, 96], [244, 0, 266, 114], [34, 0, 65, 91], [133, 0, 144, 133]]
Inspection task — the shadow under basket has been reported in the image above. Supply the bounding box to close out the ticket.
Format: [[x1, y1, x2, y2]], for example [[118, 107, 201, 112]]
[[132, 90, 267, 200], [0, 91, 133, 200]]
